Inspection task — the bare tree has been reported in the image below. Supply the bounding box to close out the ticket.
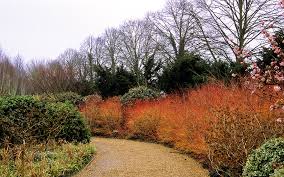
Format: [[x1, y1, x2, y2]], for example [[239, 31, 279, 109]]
[[0, 49, 27, 95], [197, 0, 283, 62], [71, 51, 89, 81], [80, 36, 95, 81], [103, 28, 121, 74], [148, 0, 200, 62], [0, 57, 15, 95], [27, 59, 76, 94], [57, 48, 80, 83], [13, 55, 27, 95], [118, 19, 160, 84]]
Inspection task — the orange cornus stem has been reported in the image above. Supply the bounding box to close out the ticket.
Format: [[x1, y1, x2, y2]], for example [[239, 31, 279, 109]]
[[80, 83, 280, 155]]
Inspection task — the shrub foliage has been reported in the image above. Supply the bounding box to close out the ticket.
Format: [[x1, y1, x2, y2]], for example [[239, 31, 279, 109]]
[[0, 142, 95, 177], [95, 66, 137, 98], [36, 92, 83, 105], [159, 53, 208, 92], [243, 138, 284, 177], [206, 109, 284, 176], [0, 96, 90, 145], [121, 86, 160, 104], [80, 97, 123, 136], [79, 83, 284, 176], [129, 111, 160, 141]]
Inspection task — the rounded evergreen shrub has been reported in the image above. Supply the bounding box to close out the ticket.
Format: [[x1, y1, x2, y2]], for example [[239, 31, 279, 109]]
[[121, 86, 160, 104], [0, 96, 90, 145], [243, 138, 284, 177], [46, 102, 91, 143], [36, 92, 83, 106]]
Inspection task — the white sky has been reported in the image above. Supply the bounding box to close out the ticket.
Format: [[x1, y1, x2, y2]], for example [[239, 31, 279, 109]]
[[0, 0, 167, 61]]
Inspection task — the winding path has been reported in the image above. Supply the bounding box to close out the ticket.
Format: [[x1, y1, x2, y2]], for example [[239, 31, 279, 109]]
[[76, 137, 209, 177]]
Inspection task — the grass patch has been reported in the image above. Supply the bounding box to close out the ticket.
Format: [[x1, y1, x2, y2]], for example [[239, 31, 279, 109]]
[[0, 142, 95, 177]]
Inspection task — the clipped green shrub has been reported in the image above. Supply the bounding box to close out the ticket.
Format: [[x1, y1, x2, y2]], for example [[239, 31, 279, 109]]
[[0, 96, 90, 145], [121, 86, 160, 104], [36, 92, 83, 105], [46, 102, 91, 143], [243, 138, 284, 177]]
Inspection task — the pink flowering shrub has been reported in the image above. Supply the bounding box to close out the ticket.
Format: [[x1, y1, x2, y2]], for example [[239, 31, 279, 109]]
[[225, 1, 284, 89], [280, 0, 284, 7], [236, 1, 284, 111], [250, 28, 284, 87]]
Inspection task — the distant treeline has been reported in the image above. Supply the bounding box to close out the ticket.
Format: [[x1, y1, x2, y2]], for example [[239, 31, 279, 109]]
[[0, 0, 282, 97]]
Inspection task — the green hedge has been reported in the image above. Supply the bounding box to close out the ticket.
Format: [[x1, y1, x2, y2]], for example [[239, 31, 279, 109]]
[[243, 138, 284, 177], [0, 96, 90, 145]]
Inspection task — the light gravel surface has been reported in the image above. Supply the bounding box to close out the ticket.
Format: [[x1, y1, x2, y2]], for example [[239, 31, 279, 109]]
[[76, 137, 209, 177]]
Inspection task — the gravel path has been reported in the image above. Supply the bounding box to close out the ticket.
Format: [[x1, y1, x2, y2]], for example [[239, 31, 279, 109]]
[[76, 137, 209, 177]]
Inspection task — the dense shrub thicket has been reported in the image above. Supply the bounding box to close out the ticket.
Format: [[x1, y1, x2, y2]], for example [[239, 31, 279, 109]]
[[79, 83, 284, 177], [129, 111, 160, 141], [121, 86, 160, 104], [243, 138, 284, 177], [0, 96, 90, 145], [206, 109, 284, 176], [80, 97, 123, 136]]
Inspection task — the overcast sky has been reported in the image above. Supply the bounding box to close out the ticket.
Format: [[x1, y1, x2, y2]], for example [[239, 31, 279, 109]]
[[0, 0, 167, 61]]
